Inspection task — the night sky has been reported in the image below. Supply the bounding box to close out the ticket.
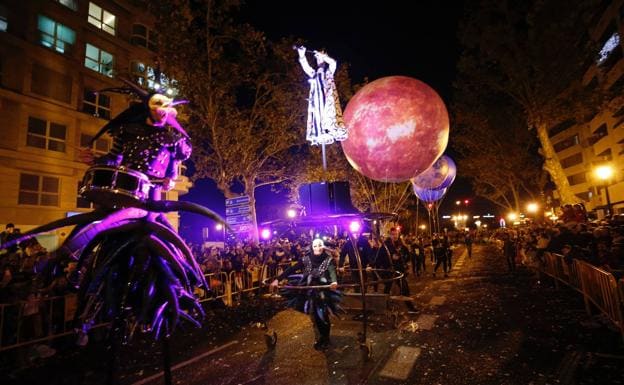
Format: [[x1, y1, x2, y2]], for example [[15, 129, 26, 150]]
[[180, 1, 497, 243]]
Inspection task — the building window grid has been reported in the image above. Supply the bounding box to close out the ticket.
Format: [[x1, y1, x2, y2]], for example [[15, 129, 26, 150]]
[[88, 2, 115, 35], [82, 89, 111, 119], [561, 152, 583, 169], [54, 0, 78, 11], [0, 9, 7, 32], [79, 133, 110, 156], [85, 43, 114, 78], [131, 24, 158, 51], [553, 134, 580, 153], [38, 15, 76, 54], [18, 173, 60, 206], [27, 117, 67, 152], [130, 61, 178, 95]]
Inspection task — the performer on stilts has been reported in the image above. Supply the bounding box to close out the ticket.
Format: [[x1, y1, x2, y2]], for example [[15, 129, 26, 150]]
[[1, 80, 225, 344], [270, 238, 342, 350]]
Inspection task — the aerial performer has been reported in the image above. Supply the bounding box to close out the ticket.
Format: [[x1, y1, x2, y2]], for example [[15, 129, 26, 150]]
[[270, 238, 342, 350], [1, 79, 225, 343], [296, 46, 347, 146]]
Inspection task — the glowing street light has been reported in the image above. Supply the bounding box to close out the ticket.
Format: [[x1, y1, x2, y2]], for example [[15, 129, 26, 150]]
[[286, 208, 297, 218], [419, 224, 427, 230], [526, 202, 538, 213], [215, 223, 223, 231], [475, 220, 482, 227], [507, 212, 518, 222], [594, 164, 614, 217], [595, 165, 614, 181], [260, 228, 271, 240]]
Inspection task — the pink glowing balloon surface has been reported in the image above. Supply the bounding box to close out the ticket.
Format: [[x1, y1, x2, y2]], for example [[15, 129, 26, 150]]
[[341, 76, 449, 182]]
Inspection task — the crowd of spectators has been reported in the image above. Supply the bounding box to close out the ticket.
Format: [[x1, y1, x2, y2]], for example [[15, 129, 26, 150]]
[[493, 210, 624, 279]]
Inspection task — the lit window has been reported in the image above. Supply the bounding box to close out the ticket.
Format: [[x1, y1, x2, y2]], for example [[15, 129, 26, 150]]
[[55, 0, 77, 11], [79, 133, 110, 156], [27, 117, 66, 152], [130, 61, 178, 95], [82, 89, 111, 119], [598, 32, 620, 64], [38, 15, 76, 53], [85, 43, 114, 77], [19, 173, 60, 206], [0, 5, 8, 32], [131, 24, 158, 51], [88, 2, 115, 35]]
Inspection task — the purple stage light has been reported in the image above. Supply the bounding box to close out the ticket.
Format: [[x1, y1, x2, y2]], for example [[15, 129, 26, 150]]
[[260, 228, 271, 240], [349, 220, 361, 233]]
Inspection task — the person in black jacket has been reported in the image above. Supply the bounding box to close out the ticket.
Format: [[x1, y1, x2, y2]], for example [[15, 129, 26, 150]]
[[270, 238, 341, 350], [338, 233, 372, 293], [383, 228, 410, 296]]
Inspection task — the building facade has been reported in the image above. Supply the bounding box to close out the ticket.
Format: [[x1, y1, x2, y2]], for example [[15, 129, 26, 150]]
[[548, 0, 624, 216], [0, 0, 191, 248]]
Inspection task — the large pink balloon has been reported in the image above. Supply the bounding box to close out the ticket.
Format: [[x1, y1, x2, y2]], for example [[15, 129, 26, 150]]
[[341, 76, 449, 182]]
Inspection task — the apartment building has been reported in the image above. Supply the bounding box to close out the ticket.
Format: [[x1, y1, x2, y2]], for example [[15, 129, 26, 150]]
[[549, 0, 624, 216], [0, 0, 191, 248]]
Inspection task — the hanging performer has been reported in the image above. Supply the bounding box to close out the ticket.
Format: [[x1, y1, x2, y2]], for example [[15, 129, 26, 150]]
[[296, 46, 347, 146], [270, 238, 342, 350]]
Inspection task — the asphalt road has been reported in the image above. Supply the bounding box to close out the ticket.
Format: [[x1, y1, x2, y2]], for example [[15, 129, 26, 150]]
[[4, 243, 624, 385]]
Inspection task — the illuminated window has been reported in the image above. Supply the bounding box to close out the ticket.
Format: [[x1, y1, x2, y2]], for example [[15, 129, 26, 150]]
[[88, 2, 115, 35], [82, 89, 111, 119], [130, 61, 178, 95], [85, 43, 113, 77], [19, 173, 60, 206], [27, 117, 66, 152], [0, 5, 7, 32], [55, 0, 77, 11], [38, 15, 75, 53], [79, 133, 110, 156], [131, 24, 158, 51]]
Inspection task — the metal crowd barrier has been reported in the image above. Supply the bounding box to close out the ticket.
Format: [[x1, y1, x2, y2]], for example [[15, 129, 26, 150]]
[[0, 259, 355, 353], [539, 252, 624, 341], [0, 293, 107, 353]]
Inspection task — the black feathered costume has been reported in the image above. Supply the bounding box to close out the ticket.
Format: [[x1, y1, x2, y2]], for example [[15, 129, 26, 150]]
[[277, 247, 342, 349]]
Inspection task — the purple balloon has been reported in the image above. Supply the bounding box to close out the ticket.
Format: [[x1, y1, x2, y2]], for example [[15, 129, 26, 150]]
[[411, 155, 456, 190], [412, 185, 447, 203]]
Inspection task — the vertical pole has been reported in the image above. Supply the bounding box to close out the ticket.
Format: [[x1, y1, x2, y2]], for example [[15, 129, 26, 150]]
[[605, 184, 612, 217], [321, 143, 327, 172], [162, 337, 173, 385]]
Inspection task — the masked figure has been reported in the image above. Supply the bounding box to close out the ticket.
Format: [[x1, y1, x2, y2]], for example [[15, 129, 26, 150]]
[[271, 239, 342, 350]]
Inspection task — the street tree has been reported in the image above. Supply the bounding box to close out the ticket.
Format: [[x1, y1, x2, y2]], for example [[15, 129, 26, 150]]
[[150, 0, 307, 242], [455, 0, 608, 204], [453, 90, 544, 212]]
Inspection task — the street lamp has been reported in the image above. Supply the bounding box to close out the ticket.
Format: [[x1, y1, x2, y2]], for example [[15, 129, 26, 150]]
[[286, 208, 297, 218], [526, 202, 538, 214], [594, 165, 614, 217], [507, 212, 518, 222]]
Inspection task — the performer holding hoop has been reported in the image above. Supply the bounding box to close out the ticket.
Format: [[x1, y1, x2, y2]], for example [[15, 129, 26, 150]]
[[270, 238, 342, 350]]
